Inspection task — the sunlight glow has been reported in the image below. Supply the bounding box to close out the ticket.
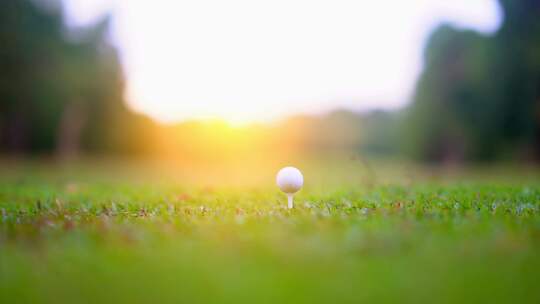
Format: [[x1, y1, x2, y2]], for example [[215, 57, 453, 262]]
[[63, 0, 501, 124]]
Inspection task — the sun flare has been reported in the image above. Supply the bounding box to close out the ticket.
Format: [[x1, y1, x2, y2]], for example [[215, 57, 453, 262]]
[[64, 0, 501, 124]]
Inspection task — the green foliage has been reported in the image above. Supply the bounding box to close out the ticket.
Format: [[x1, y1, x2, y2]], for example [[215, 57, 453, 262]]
[[405, 0, 540, 162], [360, 110, 401, 156], [404, 26, 496, 161], [0, 0, 145, 156], [0, 0, 65, 152]]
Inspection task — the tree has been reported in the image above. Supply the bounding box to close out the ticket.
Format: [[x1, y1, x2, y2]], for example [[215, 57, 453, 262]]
[[403, 0, 540, 162], [0, 0, 147, 157]]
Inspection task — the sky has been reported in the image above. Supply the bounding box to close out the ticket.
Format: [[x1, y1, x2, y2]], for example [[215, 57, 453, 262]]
[[63, 0, 502, 124]]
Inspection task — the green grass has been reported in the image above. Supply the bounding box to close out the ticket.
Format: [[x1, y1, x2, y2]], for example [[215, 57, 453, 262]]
[[1, 160, 539, 304]]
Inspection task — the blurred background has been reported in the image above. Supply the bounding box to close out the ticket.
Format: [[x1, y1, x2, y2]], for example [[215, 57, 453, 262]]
[[1, 0, 539, 165]]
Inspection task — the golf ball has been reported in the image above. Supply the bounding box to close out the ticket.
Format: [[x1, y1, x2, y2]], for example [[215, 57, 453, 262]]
[[276, 167, 303, 194]]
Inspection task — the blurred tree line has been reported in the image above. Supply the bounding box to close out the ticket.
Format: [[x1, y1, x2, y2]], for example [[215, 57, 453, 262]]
[[403, 0, 540, 162], [0, 0, 539, 164], [0, 0, 156, 158]]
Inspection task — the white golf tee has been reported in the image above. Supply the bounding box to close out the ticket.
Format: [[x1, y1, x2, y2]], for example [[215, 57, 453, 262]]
[[287, 194, 294, 209]]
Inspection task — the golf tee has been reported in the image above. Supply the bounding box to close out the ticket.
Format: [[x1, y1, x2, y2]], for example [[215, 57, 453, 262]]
[[287, 194, 294, 209]]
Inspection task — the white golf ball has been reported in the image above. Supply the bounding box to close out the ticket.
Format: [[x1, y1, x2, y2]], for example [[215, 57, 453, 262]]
[[276, 167, 303, 194]]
